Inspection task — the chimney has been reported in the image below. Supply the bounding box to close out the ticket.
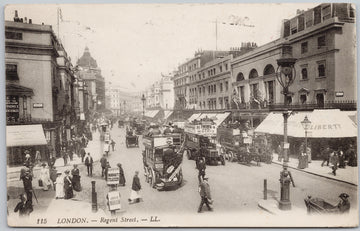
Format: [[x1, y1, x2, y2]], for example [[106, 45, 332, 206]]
[[13, 10, 19, 22], [29, 19, 32, 24]]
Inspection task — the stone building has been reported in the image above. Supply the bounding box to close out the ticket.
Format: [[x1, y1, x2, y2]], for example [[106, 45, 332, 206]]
[[5, 11, 77, 164], [76, 47, 106, 111]]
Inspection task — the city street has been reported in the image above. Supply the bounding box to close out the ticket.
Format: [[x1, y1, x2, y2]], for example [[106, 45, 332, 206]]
[[7, 125, 358, 226]]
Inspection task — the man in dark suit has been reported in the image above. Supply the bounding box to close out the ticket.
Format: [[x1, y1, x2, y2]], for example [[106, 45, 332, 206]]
[[20, 169, 33, 206], [198, 177, 213, 213], [129, 171, 142, 203], [84, 153, 93, 176]]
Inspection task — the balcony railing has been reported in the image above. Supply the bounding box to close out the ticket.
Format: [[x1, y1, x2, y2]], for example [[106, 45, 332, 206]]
[[268, 100, 357, 111]]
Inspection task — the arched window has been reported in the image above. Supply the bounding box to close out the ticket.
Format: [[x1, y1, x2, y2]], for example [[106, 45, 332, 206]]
[[249, 69, 259, 79], [263, 64, 275, 75], [236, 72, 244, 82]]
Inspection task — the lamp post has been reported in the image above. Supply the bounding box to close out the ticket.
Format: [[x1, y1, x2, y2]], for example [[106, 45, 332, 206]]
[[141, 94, 146, 118], [276, 43, 297, 210], [301, 115, 311, 156]]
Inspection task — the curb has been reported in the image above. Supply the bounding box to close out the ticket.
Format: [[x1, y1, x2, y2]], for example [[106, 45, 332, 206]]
[[272, 161, 357, 186]]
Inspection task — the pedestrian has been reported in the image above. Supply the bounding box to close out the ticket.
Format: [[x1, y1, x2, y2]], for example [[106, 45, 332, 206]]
[[321, 146, 331, 167], [48, 155, 56, 169], [80, 148, 86, 163], [68, 148, 73, 162], [39, 163, 52, 191], [84, 153, 94, 177], [197, 158, 206, 183], [105, 161, 111, 181], [20, 169, 33, 207], [197, 177, 213, 213], [128, 171, 142, 204], [338, 147, 346, 168], [49, 166, 57, 191], [34, 150, 41, 166], [71, 164, 81, 192], [104, 142, 110, 156], [111, 139, 116, 151], [62, 148, 68, 166], [331, 152, 339, 176], [100, 154, 107, 178], [14, 194, 33, 217], [55, 172, 65, 199], [24, 152, 33, 175], [64, 170, 73, 199], [346, 144, 357, 167], [117, 163, 126, 186]]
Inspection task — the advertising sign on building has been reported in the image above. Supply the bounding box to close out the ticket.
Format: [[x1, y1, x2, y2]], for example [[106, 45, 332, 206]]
[[107, 168, 120, 185], [6, 95, 19, 122]]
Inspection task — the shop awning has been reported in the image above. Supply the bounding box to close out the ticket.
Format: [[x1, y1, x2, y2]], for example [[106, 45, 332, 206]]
[[187, 112, 230, 127], [7, 124, 47, 147], [144, 110, 160, 118], [255, 109, 357, 138], [163, 110, 173, 120]]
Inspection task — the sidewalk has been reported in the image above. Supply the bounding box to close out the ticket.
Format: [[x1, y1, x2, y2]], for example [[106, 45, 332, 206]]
[[272, 153, 358, 186], [7, 130, 103, 182]]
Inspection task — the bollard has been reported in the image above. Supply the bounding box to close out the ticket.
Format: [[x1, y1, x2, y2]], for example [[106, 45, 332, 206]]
[[91, 181, 98, 213], [263, 179, 267, 200]]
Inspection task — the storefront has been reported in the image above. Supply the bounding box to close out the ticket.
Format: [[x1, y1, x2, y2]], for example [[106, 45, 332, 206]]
[[7, 124, 49, 166], [255, 109, 357, 159]]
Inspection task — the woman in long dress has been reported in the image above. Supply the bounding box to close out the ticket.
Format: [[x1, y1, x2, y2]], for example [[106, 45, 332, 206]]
[[55, 172, 65, 199], [117, 163, 126, 186], [128, 171, 142, 204], [39, 163, 52, 191]]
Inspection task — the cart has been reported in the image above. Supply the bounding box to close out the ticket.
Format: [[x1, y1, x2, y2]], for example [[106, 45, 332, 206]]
[[126, 135, 139, 148], [304, 196, 350, 214]]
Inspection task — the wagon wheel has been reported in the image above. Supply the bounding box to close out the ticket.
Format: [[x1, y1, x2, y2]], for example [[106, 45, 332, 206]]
[[228, 151, 234, 162], [144, 166, 149, 183], [220, 155, 225, 165], [178, 169, 183, 186], [149, 168, 156, 188]]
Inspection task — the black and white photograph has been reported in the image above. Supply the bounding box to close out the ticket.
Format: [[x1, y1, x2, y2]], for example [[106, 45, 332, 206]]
[[4, 2, 358, 227]]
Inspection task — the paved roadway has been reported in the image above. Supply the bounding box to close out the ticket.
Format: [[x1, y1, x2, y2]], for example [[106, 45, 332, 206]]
[[101, 126, 357, 215]]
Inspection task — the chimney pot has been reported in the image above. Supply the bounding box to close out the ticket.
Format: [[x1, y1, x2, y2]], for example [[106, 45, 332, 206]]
[[29, 19, 32, 24]]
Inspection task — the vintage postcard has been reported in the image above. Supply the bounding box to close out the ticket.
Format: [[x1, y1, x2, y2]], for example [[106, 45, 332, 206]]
[[5, 3, 358, 227]]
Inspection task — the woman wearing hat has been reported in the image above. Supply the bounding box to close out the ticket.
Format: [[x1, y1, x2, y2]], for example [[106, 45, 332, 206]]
[[64, 170, 73, 199], [117, 163, 126, 186], [71, 164, 81, 192], [39, 163, 52, 191], [55, 171, 64, 199]]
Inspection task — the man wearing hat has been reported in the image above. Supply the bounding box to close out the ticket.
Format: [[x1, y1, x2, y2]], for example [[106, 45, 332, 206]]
[[100, 154, 107, 178], [64, 170, 73, 199], [198, 177, 213, 213], [84, 153, 94, 177], [337, 193, 350, 213], [21, 169, 33, 206]]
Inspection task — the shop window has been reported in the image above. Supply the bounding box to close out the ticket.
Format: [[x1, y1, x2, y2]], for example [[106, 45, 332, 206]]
[[225, 81, 229, 91]]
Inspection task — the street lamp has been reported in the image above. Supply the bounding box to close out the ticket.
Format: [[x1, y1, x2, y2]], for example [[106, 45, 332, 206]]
[[301, 115, 311, 156], [276, 43, 297, 210], [141, 94, 146, 118]]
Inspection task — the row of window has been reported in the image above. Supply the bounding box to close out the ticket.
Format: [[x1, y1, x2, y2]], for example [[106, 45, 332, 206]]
[[198, 97, 230, 110], [301, 35, 326, 54], [190, 81, 229, 97], [300, 60, 326, 80]]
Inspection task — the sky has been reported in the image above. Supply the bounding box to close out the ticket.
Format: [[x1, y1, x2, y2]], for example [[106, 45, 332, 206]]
[[5, 3, 318, 92]]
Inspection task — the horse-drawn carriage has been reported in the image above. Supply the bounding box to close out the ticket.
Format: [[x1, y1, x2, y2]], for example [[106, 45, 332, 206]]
[[126, 135, 139, 148]]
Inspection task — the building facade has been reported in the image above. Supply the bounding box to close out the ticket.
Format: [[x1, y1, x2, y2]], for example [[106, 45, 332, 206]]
[[5, 12, 78, 164], [76, 47, 106, 111], [145, 74, 175, 110]]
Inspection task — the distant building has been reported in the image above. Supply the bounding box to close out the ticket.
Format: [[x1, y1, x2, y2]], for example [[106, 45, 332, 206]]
[[145, 74, 174, 110], [76, 47, 106, 111]]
